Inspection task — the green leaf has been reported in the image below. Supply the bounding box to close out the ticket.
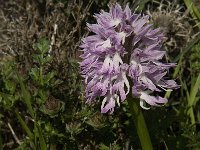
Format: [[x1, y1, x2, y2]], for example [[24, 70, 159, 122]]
[[30, 68, 39, 82], [44, 71, 55, 84], [42, 56, 53, 64], [190, 74, 200, 107], [165, 33, 200, 99], [37, 90, 48, 104], [185, 74, 200, 125], [4, 80, 16, 94], [0, 92, 18, 108], [99, 143, 109, 150], [33, 55, 44, 65], [50, 79, 63, 88], [136, 0, 151, 12], [37, 126, 47, 150], [183, 0, 200, 28], [34, 38, 50, 54], [16, 72, 35, 118], [16, 111, 34, 139]]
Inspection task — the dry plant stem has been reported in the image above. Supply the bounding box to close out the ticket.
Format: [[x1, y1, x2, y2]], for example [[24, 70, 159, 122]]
[[7, 123, 21, 145], [3, 141, 15, 147], [49, 23, 58, 55], [128, 98, 153, 150]]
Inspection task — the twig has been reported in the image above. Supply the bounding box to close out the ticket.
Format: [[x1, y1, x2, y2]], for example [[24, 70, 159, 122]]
[[3, 140, 14, 147], [49, 23, 58, 55], [7, 123, 21, 145]]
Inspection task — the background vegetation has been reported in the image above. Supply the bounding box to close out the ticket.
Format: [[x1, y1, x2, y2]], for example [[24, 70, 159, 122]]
[[0, 0, 199, 149]]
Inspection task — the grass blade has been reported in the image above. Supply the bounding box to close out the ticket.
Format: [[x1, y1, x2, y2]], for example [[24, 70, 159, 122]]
[[15, 111, 34, 139], [190, 74, 200, 106], [16, 72, 35, 118], [37, 126, 47, 150], [165, 34, 200, 99], [183, 0, 200, 28]]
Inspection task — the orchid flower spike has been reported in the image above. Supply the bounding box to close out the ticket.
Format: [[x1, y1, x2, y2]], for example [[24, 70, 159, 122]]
[[80, 3, 179, 113]]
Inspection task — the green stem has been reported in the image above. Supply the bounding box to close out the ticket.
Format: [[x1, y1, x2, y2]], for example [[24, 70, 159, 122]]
[[188, 107, 195, 125], [39, 52, 44, 86], [128, 98, 153, 150]]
